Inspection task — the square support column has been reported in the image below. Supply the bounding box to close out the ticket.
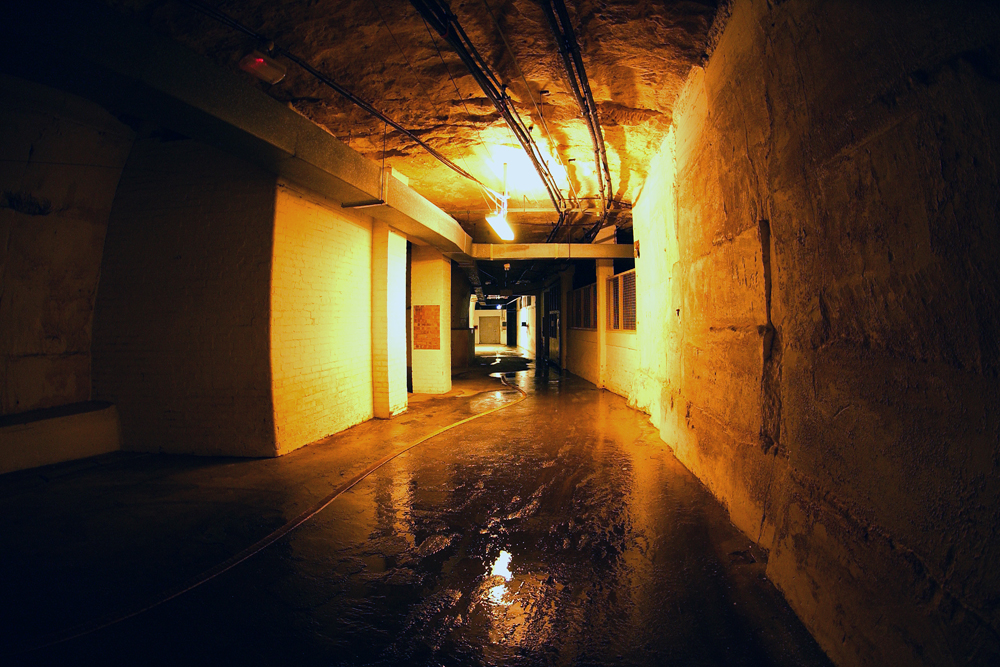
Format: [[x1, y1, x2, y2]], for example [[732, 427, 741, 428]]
[[410, 245, 452, 394], [559, 266, 575, 370], [534, 291, 544, 364], [596, 259, 614, 389], [372, 221, 408, 417]]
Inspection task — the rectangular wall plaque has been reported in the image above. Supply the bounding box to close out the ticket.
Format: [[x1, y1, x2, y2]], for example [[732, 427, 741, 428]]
[[413, 305, 440, 349]]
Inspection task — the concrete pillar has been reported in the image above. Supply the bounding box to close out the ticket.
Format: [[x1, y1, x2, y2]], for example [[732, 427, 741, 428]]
[[534, 291, 544, 365], [410, 245, 452, 393], [371, 221, 408, 417], [596, 259, 614, 389], [559, 266, 575, 370]]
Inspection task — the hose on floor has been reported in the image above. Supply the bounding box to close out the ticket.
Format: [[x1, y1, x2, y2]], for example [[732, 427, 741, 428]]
[[15, 375, 527, 655]]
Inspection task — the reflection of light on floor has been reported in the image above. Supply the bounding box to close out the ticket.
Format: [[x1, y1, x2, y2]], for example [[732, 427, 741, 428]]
[[491, 550, 513, 580], [488, 583, 507, 605], [487, 550, 514, 605]]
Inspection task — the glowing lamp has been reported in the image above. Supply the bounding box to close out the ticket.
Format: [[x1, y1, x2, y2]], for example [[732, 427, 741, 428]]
[[239, 51, 286, 84], [484, 162, 514, 241], [486, 213, 514, 241]]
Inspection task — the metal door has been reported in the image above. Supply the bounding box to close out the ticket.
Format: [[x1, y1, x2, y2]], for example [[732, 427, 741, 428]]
[[547, 311, 560, 366], [480, 316, 501, 344]]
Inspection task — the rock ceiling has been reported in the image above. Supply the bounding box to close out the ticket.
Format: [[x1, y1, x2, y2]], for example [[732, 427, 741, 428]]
[[108, 0, 719, 244]]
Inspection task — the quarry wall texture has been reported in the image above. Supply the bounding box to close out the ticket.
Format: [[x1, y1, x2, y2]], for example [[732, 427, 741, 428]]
[[92, 134, 276, 457], [633, 1, 1000, 664], [0, 74, 134, 415], [271, 184, 375, 453]]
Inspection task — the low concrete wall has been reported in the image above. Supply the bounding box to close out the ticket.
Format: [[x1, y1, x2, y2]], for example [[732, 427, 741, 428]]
[[604, 331, 638, 398], [566, 328, 599, 387], [0, 403, 120, 475]]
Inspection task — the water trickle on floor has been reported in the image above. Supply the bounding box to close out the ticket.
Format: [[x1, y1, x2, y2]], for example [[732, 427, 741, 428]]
[[1, 350, 830, 666]]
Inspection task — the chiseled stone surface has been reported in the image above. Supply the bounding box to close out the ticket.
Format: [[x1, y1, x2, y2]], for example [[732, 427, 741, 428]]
[[92, 134, 277, 457], [106, 0, 719, 241], [0, 73, 135, 415], [633, 1, 1000, 664]]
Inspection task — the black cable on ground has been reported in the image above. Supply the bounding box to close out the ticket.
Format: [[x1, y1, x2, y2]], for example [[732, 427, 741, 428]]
[[11, 376, 528, 656]]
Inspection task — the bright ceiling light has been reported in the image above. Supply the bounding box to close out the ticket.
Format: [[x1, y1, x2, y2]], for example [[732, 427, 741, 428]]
[[478, 142, 570, 200], [487, 212, 514, 241], [485, 161, 514, 241]]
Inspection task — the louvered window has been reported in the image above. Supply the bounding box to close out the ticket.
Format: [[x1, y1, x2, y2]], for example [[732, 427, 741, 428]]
[[607, 270, 636, 331], [569, 283, 597, 329]]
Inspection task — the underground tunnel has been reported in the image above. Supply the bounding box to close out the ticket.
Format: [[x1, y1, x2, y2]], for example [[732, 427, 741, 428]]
[[1, 0, 998, 665]]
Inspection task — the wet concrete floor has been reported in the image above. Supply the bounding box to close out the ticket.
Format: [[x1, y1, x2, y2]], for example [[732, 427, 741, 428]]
[[0, 349, 830, 666]]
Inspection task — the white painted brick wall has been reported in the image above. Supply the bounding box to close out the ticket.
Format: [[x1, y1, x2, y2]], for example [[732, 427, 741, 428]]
[[372, 221, 407, 417], [271, 184, 374, 454], [516, 299, 536, 355]]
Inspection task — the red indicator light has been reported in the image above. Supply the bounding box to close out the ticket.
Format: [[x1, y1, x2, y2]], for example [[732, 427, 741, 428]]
[[239, 51, 286, 84]]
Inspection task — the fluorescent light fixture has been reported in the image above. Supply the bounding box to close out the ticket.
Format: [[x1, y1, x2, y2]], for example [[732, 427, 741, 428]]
[[485, 162, 514, 241], [486, 213, 514, 241]]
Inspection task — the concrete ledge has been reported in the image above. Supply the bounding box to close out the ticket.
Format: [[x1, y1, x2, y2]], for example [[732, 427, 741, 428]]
[[1, 0, 472, 258], [0, 402, 121, 476], [472, 243, 635, 260]]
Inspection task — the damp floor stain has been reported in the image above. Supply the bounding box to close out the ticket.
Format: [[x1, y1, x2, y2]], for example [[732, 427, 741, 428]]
[[0, 350, 830, 666]]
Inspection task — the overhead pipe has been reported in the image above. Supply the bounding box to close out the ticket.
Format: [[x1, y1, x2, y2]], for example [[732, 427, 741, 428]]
[[409, 0, 567, 220], [180, 0, 494, 192], [540, 0, 614, 242]]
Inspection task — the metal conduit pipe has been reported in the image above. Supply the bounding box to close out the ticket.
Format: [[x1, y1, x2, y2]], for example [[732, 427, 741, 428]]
[[410, 0, 567, 218], [554, 0, 613, 208], [539, 2, 604, 215], [180, 0, 490, 191], [540, 0, 614, 243]]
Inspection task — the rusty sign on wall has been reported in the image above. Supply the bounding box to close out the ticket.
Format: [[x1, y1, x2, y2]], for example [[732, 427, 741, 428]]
[[413, 305, 440, 349]]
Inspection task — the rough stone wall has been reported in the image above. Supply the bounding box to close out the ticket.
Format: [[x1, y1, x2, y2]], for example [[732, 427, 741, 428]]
[[0, 74, 134, 414], [92, 134, 276, 457], [271, 184, 374, 453], [632, 129, 678, 427], [634, 1, 1000, 664], [117, 0, 719, 233], [604, 330, 638, 398]]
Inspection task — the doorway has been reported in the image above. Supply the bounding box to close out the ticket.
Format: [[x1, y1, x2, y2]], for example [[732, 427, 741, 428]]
[[479, 315, 501, 344]]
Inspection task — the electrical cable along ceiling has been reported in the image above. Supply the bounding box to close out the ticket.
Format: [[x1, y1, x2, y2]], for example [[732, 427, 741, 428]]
[[109, 0, 719, 244]]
